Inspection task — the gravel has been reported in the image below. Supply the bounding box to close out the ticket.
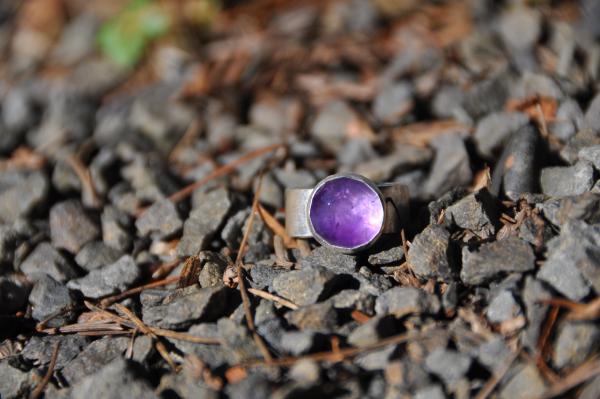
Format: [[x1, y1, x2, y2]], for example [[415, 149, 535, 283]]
[[461, 236, 535, 285], [20, 242, 78, 282], [29, 274, 75, 326], [50, 200, 100, 253], [407, 224, 454, 282], [67, 255, 141, 298], [375, 286, 440, 317], [541, 161, 595, 197], [142, 285, 230, 329], [272, 266, 337, 306], [538, 220, 599, 300], [178, 186, 232, 256], [70, 358, 158, 399], [135, 198, 182, 239]]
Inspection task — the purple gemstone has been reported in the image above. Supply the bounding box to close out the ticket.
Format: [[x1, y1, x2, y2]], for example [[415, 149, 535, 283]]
[[309, 176, 384, 249]]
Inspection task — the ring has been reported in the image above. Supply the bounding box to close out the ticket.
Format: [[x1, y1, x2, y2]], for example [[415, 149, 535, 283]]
[[285, 173, 409, 253]]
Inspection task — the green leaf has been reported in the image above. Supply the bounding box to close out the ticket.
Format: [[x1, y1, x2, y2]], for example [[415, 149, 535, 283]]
[[98, 0, 170, 69]]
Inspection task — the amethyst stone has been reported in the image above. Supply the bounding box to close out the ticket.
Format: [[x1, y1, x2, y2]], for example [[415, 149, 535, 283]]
[[309, 176, 384, 249]]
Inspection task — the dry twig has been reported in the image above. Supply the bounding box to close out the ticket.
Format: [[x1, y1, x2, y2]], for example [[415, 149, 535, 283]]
[[234, 172, 273, 362], [115, 304, 178, 371], [29, 342, 60, 399], [247, 287, 298, 310], [167, 143, 283, 204], [100, 275, 180, 308], [238, 329, 442, 368], [540, 357, 600, 399]]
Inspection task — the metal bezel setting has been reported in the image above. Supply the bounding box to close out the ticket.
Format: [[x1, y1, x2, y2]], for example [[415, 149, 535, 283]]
[[306, 173, 387, 254]]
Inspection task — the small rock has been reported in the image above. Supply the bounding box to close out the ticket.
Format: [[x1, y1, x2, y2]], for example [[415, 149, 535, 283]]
[[499, 364, 546, 399], [445, 189, 498, 239], [407, 224, 454, 282], [486, 290, 522, 323], [442, 282, 459, 313], [353, 145, 432, 182], [414, 385, 446, 399], [178, 187, 232, 256], [142, 285, 229, 329], [20, 242, 78, 282], [355, 267, 393, 296], [540, 192, 600, 227], [50, 200, 100, 253], [249, 261, 288, 289], [498, 6, 542, 52], [272, 266, 336, 306], [289, 359, 320, 384], [273, 167, 315, 189], [424, 347, 472, 386], [491, 124, 539, 201], [561, 128, 600, 164], [51, 13, 99, 66], [2, 87, 33, 134], [169, 323, 228, 369], [101, 205, 132, 252], [372, 82, 414, 125], [514, 72, 563, 99], [432, 84, 468, 119], [584, 92, 600, 132], [461, 237, 535, 285], [578, 145, 600, 170], [299, 246, 357, 274], [249, 95, 301, 136], [67, 255, 140, 299], [463, 71, 512, 118], [62, 336, 130, 384], [553, 321, 600, 369], [477, 336, 513, 372], [70, 358, 157, 399], [310, 101, 361, 153], [285, 302, 339, 333], [29, 275, 75, 326], [75, 241, 122, 271], [337, 137, 376, 167], [347, 316, 395, 347], [227, 373, 272, 399], [135, 199, 182, 239], [580, 375, 600, 399], [254, 172, 283, 209], [540, 161, 594, 197], [218, 318, 261, 363], [198, 252, 228, 288], [21, 335, 88, 369], [0, 171, 48, 223], [423, 134, 472, 198], [367, 245, 404, 266], [550, 99, 583, 141], [280, 331, 319, 356], [375, 286, 440, 317], [329, 289, 375, 314], [538, 220, 597, 300], [394, 169, 426, 199], [355, 345, 398, 371], [0, 361, 33, 399], [428, 188, 469, 224], [156, 373, 219, 399], [521, 276, 552, 350], [474, 112, 530, 157]]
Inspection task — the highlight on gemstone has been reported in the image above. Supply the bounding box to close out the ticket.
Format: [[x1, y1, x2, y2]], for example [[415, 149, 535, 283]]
[[309, 176, 384, 249]]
